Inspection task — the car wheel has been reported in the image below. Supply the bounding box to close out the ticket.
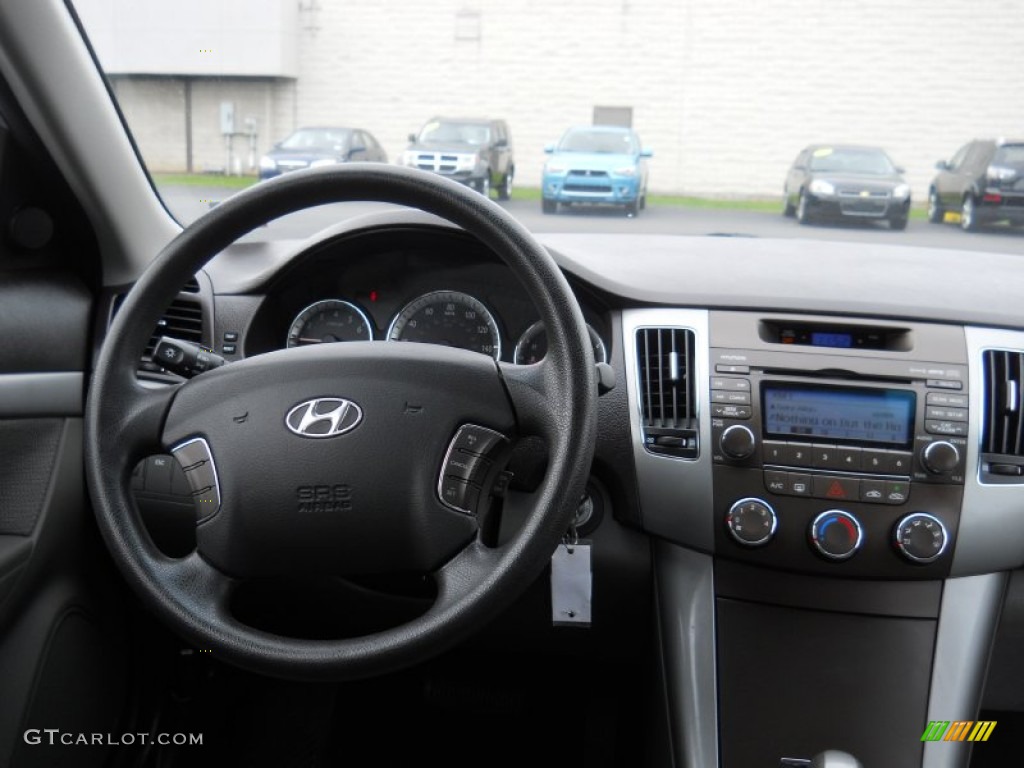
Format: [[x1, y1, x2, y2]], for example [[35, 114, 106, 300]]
[[626, 199, 639, 217], [640, 191, 647, 210], [83, 165, 597, 681], [889, 215, 908, 231], [478, 175, 491, 198], [542, 199, 557, 214], [961, 194, 979, 232], [498, 170, 513, 201], [927, 189, 944, 224], [796, 190, 813, 225], [783, 189, 796, 217]]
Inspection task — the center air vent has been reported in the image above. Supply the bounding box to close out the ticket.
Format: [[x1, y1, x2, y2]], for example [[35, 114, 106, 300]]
[[982, 350, 1024, 475], [636, 327, 698, 458]]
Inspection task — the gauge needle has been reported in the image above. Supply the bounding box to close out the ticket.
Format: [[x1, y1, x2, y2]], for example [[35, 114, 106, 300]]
[[296, 337, 325, 344]]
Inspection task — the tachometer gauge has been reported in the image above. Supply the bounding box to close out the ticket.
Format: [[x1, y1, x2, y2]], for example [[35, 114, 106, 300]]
[[387, 290, 501, 359], [513, 320, 607, 365], [286, 299, 374, 347]]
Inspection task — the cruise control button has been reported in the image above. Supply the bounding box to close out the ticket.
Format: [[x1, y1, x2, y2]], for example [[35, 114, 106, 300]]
[[451, 424, 507, 456], [444, 450, 492, 484], [812, 475, 860, 501], [781, 442, 814, 468], [860, 479, 886, 503], [439, 475, 480, 514]]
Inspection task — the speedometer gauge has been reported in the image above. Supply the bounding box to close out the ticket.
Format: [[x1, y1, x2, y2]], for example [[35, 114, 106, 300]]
[[513, 320, 607, 365], [286, 299, 374, 347], [387, 290, 501, 359]]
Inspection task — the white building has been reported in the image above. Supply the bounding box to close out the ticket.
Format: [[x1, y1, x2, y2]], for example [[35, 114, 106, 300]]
[[76, 0, 1024, 199]]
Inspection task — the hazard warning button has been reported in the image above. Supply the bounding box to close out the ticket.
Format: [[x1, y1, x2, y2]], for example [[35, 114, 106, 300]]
[[811, 475, 861, 501]]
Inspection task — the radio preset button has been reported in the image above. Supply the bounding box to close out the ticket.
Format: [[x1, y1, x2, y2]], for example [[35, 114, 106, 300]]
[[812, 444, 844, 470], [878, 451, 913, 475], [763, 440, 786, 464], [781, 442, 813, 467], [835, 447, 862, 471]]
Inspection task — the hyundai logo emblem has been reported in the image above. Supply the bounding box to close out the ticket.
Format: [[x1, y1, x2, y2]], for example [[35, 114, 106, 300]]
[[285, 398, 363, 438]]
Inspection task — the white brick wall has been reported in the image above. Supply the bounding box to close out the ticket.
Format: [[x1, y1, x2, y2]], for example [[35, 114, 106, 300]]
[[96, 0, 1024, 199]]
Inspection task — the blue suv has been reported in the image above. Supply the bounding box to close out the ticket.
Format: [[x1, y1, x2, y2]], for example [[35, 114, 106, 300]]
[[541, 125, 652, 215]]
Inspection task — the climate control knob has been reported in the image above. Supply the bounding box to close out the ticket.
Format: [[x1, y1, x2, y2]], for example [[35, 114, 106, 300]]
[[726, 498, 777, 547], [922, 441, 960, 474], [720, 424, 756, 460], [894, 513, 948, 564], [809, 510, 863, 561]]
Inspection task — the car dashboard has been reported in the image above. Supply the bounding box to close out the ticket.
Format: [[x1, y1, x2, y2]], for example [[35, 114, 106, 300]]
[[125, 210, 1024, 768]]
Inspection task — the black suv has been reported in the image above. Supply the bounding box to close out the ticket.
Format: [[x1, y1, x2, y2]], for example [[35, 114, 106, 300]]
[[398, 117, 515, 199], [928, 139, 1024, 231]]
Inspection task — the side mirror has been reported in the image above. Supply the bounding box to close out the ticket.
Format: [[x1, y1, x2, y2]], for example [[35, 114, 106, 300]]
[[640, 148, 653, 158], [494, 138, 508, 148], [895, 166, 906, 174], [347, 145, 366, 158], [544, 144, 555, 154], [408, 133, 417, 144], [935, 160, 949, 171]]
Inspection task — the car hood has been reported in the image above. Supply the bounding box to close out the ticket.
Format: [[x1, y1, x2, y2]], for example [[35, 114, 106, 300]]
[[547, 151, 637, 170], [406, 141, 481, 155], [810, 171, 905, 187]]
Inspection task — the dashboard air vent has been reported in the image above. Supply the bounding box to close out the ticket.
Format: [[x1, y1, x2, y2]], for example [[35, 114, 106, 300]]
[[636, 327, 698, 458], [181, 276, 200, 293], [982, 350, 1024, 465], [143, 298, 204, 360]]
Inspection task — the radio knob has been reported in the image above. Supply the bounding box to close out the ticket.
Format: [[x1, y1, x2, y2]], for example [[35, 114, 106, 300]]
[[809, 510, 863, 561], [895, 513, 948, 564], [720, 424, 756, 460], [726, 498, 777, 546], [922, 441, 960, 474]]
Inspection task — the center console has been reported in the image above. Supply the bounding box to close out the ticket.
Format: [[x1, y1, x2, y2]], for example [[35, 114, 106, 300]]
[[622, 308, 1022, 768]]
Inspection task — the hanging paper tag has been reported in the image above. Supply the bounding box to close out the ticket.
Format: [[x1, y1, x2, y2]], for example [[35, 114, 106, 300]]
[[551, 542, 592, 627]]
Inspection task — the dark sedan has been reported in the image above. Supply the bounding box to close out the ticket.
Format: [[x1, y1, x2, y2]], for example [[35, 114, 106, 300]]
[[783, 144, 911, 230], [258, 126, 387, 179], [928, 139, 1024, 231]]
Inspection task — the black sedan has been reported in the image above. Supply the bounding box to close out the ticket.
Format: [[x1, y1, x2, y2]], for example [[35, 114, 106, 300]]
[[783, 144, 911, 230], [258, 126, 387, 179]]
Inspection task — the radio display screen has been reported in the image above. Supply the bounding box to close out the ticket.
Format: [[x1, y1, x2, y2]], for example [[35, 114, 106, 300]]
[[762, 384, 915, 446]]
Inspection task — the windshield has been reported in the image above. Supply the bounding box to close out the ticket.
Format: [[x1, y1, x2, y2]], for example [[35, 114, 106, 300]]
[[418, 121, 490, 146], [808, 148, 896, 176], [71, 0, 1024, 253], [559, 130, 638, 154], [278, 128, 350, 152]]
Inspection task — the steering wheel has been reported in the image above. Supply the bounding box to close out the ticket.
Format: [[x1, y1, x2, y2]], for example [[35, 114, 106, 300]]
[[84, 165, 597, 681]]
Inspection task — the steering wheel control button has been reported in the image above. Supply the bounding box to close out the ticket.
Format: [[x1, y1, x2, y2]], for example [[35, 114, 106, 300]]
[[894, 513, 949, 564], [170, 437, 222, 519], [720, 424, 756, 460], [726, 498, 777, 547], [438, 424, 510, 514], [810, 510, 863, 561]]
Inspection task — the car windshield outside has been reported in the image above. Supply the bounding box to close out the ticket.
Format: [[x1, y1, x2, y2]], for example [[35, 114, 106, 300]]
[[279, 128, 351, 151], [809, 147, 896, 176], [418, 120, 490, 146], [70, 0, 1024, 255], [559, 129, 639, 154]]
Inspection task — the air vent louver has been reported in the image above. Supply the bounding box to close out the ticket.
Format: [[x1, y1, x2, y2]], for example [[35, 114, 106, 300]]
[[144, 298, 204, 359], [636, 327, 698, 458], [982, 349, 1024, 458], [181, 276, 200, 293]]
